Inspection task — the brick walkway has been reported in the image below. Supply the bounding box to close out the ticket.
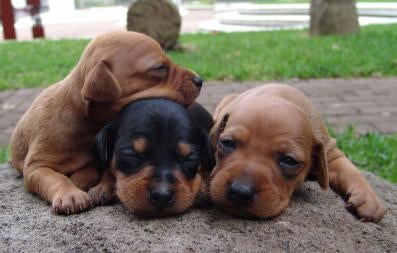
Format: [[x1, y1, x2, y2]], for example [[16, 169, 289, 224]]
[[0, 78, 396, 146]]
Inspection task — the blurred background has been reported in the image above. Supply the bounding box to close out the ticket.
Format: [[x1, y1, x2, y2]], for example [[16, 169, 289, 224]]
[[1, 0, 397, 40], [0, 0, 396, 182]]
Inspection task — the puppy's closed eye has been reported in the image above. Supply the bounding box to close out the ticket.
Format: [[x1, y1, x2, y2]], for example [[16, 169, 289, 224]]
[[147, 64, 168, 79], [116, 146, 146, 175], [179, 145, 201, 179], [277, 154, 302, 178], [151, 64, 168, 73]]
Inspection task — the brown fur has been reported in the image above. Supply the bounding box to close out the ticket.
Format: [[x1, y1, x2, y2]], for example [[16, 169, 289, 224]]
[[89, 159, 204, 217], [209, 84, 386, 222], [10, 31, 201, 215]]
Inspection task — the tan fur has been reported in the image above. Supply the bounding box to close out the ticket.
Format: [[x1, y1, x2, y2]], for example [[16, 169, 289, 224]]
[[10, 31, 201, 215], [178, 143, 192, 157], [210, 84, 386, 222], [132, 138, 147, 154], [110, 161, 203, 217]]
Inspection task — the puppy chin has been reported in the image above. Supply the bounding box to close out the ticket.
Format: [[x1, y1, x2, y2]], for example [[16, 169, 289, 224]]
[[178, 82, 200, 106], [119, 194, 194, 218]]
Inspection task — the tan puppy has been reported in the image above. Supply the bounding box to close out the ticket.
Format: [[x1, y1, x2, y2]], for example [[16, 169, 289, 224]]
[[10, 31, 203, 215], [209, 84, 386, 222]]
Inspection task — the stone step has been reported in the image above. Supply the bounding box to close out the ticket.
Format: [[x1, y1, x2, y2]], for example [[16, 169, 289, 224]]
[[198, 19, 305, 32], [214, 3, 397, 13], [212, 11, 397, 27], [215, 3, 397, 17], [200, 2, 397, 32], [240, 9, 397, 18]]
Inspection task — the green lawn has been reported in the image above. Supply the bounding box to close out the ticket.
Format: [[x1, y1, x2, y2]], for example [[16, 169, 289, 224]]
[[0, 24, 397, 90], [1, 127, 396, 183], [0, 146, 10, 165], [172, 24, 397, 82], [330, 127, 397, 183]]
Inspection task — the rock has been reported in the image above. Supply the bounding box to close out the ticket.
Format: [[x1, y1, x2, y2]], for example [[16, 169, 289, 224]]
[[0, 163, 396, 252], [127, 0, 181, 49], [310, 0, 359, 36]]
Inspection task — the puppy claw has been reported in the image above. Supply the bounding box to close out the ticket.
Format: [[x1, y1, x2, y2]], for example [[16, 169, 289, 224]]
[[88, 182, 115, 206], [52, 187, 92, 215], [345, 187, 386, 223]]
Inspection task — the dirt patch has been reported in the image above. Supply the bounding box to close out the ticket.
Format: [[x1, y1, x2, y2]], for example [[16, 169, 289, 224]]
[[0, 163, 396, 252]]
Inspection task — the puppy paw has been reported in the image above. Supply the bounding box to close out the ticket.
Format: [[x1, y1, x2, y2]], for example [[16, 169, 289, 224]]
[[52, 187, 92, 215], [345, 187, 386, 222], [88, 182, 116, 206]]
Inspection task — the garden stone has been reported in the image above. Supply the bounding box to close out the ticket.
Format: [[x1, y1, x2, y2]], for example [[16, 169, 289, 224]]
[[0, 163, 395, 252], [127, 0, 181, 49], [310, 0, 359, 36]]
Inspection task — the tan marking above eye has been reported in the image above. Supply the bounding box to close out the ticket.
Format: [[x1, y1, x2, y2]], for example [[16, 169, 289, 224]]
[[132, 138, 147, 153], [178, 143, 192, 157]]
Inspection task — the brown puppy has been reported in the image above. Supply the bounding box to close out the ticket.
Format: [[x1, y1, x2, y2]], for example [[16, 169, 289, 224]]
[[10, 31, 202, 215], [209, 84, 386, 222]]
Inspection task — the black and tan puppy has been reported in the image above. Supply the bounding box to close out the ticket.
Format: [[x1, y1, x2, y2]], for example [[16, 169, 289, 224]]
[[91, 99, 215, 217], [209, 84, 386, 222]]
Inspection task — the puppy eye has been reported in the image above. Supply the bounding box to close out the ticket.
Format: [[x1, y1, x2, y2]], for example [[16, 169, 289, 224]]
[[118, 147, 134, 156], [218, 138, 236, 153], [117, 147, 143, 160], [278, 155, 301, 170], [151, 64, 168, 74], [180, 151, 200, 179]]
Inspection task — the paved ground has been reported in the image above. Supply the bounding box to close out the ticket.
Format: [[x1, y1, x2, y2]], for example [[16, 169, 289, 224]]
[[0, 77, 396, 146]]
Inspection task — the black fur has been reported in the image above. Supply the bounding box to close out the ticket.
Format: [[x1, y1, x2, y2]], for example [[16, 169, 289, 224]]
[[93, 99, 215, 180]]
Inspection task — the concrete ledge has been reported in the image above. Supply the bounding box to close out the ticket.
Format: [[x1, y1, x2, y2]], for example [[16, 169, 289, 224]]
[[202, 2, 397, 32], [0, 163, 396, 252]]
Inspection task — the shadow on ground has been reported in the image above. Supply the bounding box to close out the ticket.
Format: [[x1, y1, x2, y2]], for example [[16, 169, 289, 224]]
[[0, 163, 396, 252]]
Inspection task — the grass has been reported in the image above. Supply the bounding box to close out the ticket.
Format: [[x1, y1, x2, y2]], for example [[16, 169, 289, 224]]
[[0, 39, 88, 90], [330, 127, 397, 184], [171, 24, 397, 81], [1, 127, 396, 183], [0, 146, 10, 164], [1, 24, 396, 90]]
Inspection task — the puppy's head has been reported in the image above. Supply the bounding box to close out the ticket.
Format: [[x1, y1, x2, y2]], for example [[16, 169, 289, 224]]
[[78, 31, 202, 119], [94, 99, 214, 217], [209, 96, 328, 218]]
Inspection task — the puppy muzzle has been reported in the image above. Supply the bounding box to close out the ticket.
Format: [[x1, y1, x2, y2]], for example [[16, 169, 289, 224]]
[[191, 76, 203, 92], [149, 185, 175, 209], [227, 180, 257, 207]]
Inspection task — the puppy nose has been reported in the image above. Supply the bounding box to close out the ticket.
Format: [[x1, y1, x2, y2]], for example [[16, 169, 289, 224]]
[[149, 186, 175, 208], [192, 76, 203, 90], [227, 180, 256, 206]]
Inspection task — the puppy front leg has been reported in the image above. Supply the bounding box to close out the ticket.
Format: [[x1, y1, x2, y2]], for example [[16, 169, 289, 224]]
[[88, 169, 116, 206], [70, 164, 101, 191], [327, 144, 386, 222], [24, 166, 92, 215]]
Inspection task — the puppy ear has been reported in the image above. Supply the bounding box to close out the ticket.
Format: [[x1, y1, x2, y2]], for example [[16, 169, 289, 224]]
[[210, 94, 238, 148], [311, 143, 329, 189], [200, 129, 216, 172], [82, 60, 121, 102], [213, 94, 238, 121], [93, 123, 116, 171], [209, 113, 229, 149]]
